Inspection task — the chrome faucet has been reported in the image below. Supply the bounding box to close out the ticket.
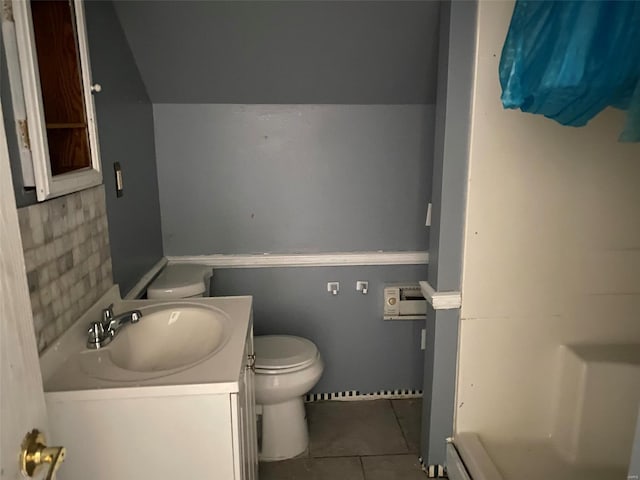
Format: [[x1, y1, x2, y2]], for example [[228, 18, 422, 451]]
[[87, 303, 142, 349]]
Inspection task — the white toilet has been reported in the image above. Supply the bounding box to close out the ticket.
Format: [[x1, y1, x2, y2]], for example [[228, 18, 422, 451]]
[[146, 264, 324, 461], [254, 335, 324, 461], [147, 263, 213, 299]]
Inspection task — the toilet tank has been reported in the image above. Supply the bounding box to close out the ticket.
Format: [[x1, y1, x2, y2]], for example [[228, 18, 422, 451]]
[[147, 264, 213, 299]]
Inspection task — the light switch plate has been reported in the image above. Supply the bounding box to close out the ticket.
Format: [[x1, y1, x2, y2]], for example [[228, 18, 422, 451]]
[[114, 162, 124, 198]]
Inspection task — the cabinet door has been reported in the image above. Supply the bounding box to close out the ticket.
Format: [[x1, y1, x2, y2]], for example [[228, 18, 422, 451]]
[[234, 327, 258, 480], [11, 0, 103, 200], [235, 372, 247, 480], [243, 328, 258, 480]]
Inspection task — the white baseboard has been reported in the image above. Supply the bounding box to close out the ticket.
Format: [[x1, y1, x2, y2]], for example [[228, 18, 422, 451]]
[[421, 460, 447, 479], [167, 251, 429, 269]]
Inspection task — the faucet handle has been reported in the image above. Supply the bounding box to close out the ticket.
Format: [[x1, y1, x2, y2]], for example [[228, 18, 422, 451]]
[[87, 321, 113, 349], [102, 303, 114, 322], [87, 321, 105, 342]]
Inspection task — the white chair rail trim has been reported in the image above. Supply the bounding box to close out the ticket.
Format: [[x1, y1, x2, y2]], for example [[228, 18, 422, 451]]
[[419, 280, 461, 310], [167, 251, 429, 269]]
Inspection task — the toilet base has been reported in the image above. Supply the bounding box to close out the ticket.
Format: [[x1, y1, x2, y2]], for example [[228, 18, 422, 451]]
[[259, 397, 308, 461]]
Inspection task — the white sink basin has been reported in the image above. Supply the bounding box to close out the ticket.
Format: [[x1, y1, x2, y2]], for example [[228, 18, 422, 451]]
[[109, 304, 230, 372], [79, 302, 232, 381]]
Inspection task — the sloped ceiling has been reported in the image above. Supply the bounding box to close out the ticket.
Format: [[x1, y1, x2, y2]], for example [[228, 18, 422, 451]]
[[113, 1, 440, 104]]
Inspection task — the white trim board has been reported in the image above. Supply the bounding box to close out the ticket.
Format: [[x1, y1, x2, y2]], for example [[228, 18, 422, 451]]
[[167, 251, 429, 269], [419, 280, 461, 310]]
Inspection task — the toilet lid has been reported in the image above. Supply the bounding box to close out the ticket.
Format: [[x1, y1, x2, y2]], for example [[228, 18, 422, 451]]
[[254, 335, 318, 370], [147, 264, 211, 299]]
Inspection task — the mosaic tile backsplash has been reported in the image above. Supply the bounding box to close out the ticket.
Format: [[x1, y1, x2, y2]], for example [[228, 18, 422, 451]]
[[18, 185, 113, 352]]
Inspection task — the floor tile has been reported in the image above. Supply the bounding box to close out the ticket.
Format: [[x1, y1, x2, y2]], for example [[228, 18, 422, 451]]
[[307, 400, 409, 457], [391, 398, 422, 453], [259, 456, 364, 480], [361, 454, 426, 480]]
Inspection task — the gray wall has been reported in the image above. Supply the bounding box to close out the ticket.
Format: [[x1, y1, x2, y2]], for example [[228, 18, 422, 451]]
[[213, 265, 426, 393], [154, 104, 433, 255], [119, 2, 437, 395], [114, 1, 439, 104], [85, 1, 163, 295], [4, 1, 163, 295], [421, 0, 477, 466]]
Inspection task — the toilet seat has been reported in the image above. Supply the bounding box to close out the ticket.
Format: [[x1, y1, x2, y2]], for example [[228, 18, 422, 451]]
[[254, 335, 318, 374]]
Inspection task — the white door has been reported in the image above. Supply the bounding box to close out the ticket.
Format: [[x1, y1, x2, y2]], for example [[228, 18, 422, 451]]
[[0, 88, 54, 477]]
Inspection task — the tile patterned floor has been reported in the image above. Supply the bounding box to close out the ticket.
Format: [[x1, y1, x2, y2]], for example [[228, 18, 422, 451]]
[[259, 399, 427, 480]]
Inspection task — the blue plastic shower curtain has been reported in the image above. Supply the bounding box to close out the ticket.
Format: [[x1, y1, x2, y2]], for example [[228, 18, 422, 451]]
[[499, 0, 640, 141]]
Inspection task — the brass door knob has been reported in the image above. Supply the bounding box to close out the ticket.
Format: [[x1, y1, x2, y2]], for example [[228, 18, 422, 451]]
[[20, 429, 66, 480]]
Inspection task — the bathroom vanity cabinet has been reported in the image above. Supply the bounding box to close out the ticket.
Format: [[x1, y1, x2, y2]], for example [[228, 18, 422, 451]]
[[41, 292, 258, 480]]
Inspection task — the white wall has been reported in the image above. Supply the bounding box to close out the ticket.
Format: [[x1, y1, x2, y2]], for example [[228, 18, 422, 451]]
[[456, 0, 640, 444]]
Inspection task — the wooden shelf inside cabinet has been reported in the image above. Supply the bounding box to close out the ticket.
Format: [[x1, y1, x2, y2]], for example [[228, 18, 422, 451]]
[[46, 123, 87, 130], [45, 126, 91, 176]]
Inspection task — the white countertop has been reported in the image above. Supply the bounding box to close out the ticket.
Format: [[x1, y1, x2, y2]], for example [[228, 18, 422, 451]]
[[40, 286, 253, 401]]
